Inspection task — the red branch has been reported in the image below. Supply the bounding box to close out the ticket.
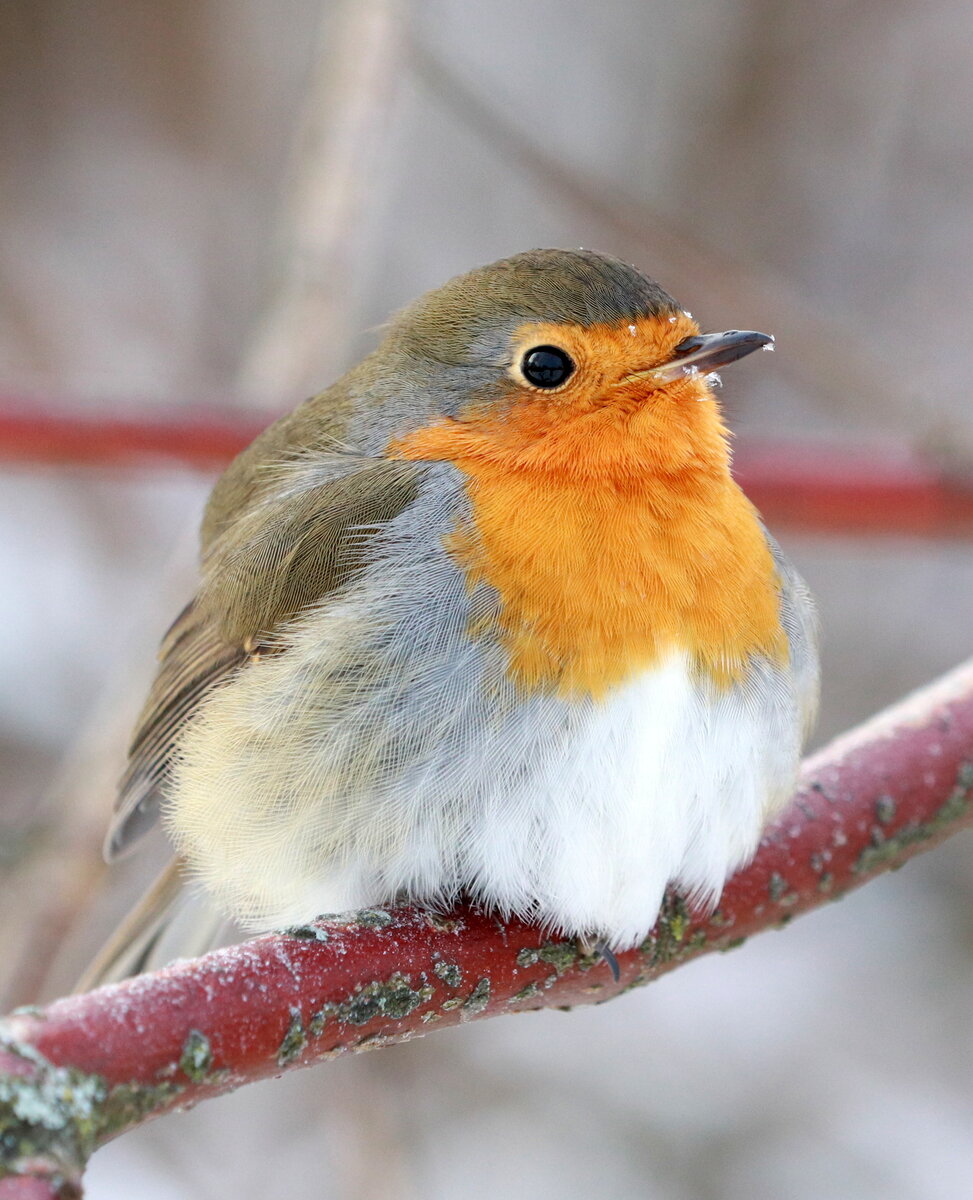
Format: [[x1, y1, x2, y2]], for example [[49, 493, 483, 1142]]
[[734, 442, 973, 539], [2, 659, 973, 1194], [0, 405, 263, 473], [2, 402, 973, 537], [0, 1178, 65, 1200]]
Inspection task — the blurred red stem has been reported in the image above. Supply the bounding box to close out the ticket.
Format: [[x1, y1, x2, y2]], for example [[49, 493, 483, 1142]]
[[0, 1175, 69, 1200], [0, 405, 264, 473], [2, 404, 972, 537]]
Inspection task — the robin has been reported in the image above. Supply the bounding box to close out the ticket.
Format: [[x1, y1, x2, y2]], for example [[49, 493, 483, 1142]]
[[86, 248, 818, 986]]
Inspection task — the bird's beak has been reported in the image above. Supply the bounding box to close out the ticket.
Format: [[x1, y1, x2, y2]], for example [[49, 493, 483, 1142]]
[[630, 329, 775, 386]]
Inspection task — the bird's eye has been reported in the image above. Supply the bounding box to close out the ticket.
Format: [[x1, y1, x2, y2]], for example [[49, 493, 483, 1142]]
[[520, 345, 574, 389]]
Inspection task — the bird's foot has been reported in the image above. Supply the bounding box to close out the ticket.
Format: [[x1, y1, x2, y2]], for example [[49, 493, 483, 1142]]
[[575, 936, 621, 982]]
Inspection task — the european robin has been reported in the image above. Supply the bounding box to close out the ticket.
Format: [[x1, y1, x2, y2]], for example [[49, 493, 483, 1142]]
[[87, 248, 818, 984]]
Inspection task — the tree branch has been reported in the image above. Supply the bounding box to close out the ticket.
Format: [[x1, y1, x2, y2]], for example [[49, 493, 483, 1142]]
[[2, 403, 973, 538], [3, 657, 973, 1194]]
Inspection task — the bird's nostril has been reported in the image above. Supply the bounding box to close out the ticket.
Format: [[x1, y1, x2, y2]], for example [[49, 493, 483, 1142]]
[[672, 336, 706, 357]]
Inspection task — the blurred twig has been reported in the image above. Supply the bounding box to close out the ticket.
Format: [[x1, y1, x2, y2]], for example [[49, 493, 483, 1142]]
[[0, 530, 199, 1011], [237, 0, 405, 406], [3, 404, 973, 538], [0, 405, 263, 472], [3, 655, 973, 1193]]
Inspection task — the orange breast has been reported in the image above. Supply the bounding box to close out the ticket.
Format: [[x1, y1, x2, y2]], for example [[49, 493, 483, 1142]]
[[395, 376, 788, 697]]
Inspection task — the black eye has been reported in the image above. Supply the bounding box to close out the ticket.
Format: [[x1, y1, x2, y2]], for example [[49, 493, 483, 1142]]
[[521, 345, 574, 388]]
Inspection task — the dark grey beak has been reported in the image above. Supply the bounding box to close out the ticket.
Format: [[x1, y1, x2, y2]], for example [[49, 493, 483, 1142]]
[[642, 329, 774, 385]]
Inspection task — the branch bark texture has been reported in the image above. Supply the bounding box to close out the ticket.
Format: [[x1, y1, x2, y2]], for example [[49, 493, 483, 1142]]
[[3, 658, 973, 1195]]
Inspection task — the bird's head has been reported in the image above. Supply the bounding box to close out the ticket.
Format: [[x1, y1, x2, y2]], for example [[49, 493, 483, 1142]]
[[377, 249, 771, 479]]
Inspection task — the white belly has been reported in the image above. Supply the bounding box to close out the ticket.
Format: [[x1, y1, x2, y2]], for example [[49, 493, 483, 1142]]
[[340, 651, 800, 950], [170, 646, 801, 950]]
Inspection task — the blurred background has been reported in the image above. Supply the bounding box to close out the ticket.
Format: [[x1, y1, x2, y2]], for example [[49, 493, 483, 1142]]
[[3, 1, 973, 1196]]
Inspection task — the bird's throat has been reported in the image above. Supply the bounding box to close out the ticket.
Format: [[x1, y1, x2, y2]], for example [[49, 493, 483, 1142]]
[[395, 408, 788, 697]]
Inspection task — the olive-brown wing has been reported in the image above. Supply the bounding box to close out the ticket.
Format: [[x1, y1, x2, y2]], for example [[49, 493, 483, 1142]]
[[105, 457, 422, 859]]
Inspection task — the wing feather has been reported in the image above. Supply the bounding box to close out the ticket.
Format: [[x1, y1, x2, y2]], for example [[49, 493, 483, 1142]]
[[106, 453, 421, 858]]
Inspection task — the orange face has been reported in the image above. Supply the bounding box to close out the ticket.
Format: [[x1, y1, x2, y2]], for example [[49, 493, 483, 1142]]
[[402, 312, 724, 478], [394, 314, 787, 697], [503, 310, 702, 409]]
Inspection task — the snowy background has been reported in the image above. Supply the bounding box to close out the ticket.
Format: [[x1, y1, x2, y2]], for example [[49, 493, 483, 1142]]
[[2, 2, 973, 1196]]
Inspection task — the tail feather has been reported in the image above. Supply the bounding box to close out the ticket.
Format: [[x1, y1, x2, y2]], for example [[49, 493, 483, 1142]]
[[75, 859, 233, 992]]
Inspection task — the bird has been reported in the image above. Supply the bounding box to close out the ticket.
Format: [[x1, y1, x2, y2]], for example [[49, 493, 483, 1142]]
[[84, 248, 818, 987]]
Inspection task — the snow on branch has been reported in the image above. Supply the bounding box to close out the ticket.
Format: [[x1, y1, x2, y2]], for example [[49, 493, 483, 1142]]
[[3, 658, 973, 1197]]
